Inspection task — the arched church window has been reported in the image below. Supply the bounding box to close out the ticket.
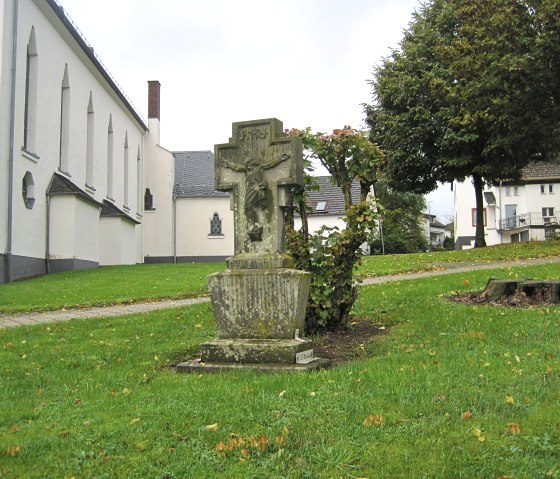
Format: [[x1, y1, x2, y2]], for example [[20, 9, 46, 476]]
[[209, 212, 223, 236], [144, 188, 154, 210], [24, 27, 38, 153]]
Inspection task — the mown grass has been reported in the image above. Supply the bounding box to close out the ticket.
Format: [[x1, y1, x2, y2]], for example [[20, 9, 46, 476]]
[[0, 263, 225, 313], [358, 240, 560, 278], [1, 263, 558, 478], [2, 241, 560, 314]]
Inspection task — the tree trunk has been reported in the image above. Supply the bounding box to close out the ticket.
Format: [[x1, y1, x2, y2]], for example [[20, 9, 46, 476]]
[[472, 173, 487, 248]]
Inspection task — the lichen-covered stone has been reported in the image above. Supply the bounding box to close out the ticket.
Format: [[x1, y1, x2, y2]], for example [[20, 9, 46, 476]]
[[208, 268, 311, 340], [201, 338, 313, 364]]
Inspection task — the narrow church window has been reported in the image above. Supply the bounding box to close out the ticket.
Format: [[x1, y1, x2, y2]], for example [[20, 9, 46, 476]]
[[22, 172, 35, 209], [144, 188, 154, 210], [136, 147, 142, 213], [209, 212, 223, 236], [59, 64, 70, 173], [106, 115, 114, 199], [85, 92, 95, 188], [123, 132, 129, 208], [24, 27, 38, 153]]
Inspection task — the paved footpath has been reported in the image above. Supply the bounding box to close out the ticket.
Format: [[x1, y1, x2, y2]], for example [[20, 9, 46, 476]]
[[1, 257, 559, 329]]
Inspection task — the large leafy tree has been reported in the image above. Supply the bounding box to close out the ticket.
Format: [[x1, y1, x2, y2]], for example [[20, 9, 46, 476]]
[[366, 0, 560, 247]]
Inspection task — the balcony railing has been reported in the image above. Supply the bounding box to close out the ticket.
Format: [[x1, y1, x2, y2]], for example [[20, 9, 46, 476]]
[[499, 213, 560, 230]]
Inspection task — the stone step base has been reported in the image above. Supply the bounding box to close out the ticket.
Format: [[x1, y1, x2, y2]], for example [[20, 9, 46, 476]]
[[201, 338, 314, 364], [176, 357, 332, 374]]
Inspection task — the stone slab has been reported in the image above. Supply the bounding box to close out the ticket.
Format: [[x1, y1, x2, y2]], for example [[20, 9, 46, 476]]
[[175, 357, 332, 374], [208, 267, 310, 339], [201, 338, 313, 364]]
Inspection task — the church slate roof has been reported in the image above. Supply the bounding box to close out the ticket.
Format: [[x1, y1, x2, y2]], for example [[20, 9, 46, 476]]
[[47, 172, 103, 208], [172, 150, 228, 198], [305, 176, 361, 216], [100, 200, 140, 224]]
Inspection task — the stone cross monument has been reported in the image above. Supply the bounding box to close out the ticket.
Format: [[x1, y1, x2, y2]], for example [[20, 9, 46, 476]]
[[177, 118, 330, 372]]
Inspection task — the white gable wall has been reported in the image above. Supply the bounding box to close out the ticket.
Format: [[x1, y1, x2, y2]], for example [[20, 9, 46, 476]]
[[1, 0, 146, 281], [175, 197, 234, 260]]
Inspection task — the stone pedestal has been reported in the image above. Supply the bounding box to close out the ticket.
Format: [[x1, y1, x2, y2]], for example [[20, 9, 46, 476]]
[[176, 265, 331, 372]]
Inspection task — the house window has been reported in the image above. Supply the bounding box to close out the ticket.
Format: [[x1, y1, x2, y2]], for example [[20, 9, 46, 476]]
[[209, 212, 223, 236], [549, 184, 554, 194], [59, 64, 70, 174], [541, 184, 546, 194], [24, 27, 38, 153], [542, 207, 554, 217], [144, 188, 154, 210], [505, 186, 511, 197], [315, 201, 327, 212], [85, 92, 95, 189], [22, 172, 35, 209], [513, 186, 519, 196], [471, 208, 487, 227]]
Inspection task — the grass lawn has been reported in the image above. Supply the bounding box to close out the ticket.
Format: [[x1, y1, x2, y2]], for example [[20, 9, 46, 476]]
[[1, 263, 558, 478], [0, 263, 225, 314], [2, 241, 560, 314], [358, 240, 560, 278]]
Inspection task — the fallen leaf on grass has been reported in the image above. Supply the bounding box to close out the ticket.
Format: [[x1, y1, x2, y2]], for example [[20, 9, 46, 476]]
[[471, 427, 485, 442], [507, 423, 521, 435], [129, 418, 141, 425], [205, 423, 219, 431], [505, 395, 515, 405], [6, 445, 22, 457], [363, 415, 384, 427], [462, 411, 473, 421]]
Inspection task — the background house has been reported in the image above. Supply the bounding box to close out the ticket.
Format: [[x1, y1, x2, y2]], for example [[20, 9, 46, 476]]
[[295, 177, 360, 235], [454, 163, 560, 249], [422, 214, 451, 248]]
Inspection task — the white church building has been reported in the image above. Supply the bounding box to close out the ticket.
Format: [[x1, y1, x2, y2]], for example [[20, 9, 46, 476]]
[[1, 0, 360, 283]]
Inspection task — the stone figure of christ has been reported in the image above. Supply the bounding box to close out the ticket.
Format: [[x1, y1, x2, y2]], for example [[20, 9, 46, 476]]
[[222, 152, 290, 241]]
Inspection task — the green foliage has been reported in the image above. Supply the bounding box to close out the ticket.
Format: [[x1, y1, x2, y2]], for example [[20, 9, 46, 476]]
[[1, 263, 559, 478], [373, 178, 429, 254], [287, 201, 378, 333], [367, 0, 560, 247], [285, 127, 382, 333]]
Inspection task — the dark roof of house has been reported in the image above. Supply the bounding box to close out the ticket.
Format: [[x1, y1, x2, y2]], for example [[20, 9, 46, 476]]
[[47, 172, 103, 207], [521, 162, 560, 179], [172, 150, 228, 198], [44, 0, 147, 131], [306, 176, 360, 216], [101, 200, 140, 224]]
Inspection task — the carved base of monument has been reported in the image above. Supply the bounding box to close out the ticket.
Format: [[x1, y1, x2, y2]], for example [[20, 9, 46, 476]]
[[175, 265, 331, 373], [208, 267, 311, 340], [176, 357, 332, 374]]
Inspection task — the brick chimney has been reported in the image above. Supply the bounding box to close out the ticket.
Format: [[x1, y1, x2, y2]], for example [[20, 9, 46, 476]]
[[147, 81, 161, 144], [148, 80, 161, 120]]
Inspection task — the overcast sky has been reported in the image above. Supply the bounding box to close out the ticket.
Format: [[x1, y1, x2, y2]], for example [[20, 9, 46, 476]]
[[57, 0, 453, 220]]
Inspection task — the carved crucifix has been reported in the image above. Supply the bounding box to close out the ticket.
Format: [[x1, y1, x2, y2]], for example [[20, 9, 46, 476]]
[[215, 118, 303, 259]]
